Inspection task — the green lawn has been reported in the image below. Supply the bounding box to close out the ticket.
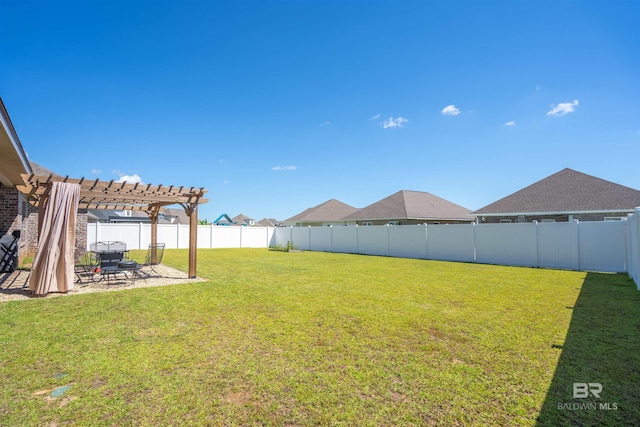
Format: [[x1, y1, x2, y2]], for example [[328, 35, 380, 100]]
[[1, 249, 638, 426]]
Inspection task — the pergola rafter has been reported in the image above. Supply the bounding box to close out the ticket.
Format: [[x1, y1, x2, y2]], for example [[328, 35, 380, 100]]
[[17, 173, 209, 278]]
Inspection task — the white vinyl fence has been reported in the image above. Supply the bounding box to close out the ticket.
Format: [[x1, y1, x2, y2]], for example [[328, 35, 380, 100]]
[[87, 223, 276, 251], [87, 208, 640, 289], [275, 210, 640, 289]]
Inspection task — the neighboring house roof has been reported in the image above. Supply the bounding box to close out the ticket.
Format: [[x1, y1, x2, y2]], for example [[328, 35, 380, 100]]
[[343, 190, 473, 222], [284, 199, 359, 223], [162, 208, 189, 224], [257, 218, 281, 227], [0, 98, 32, 186], [87, 209, 111, 222], [233, 214, 255, 226], [213, 213, 235, 225], [29, 161, 59, 177], [87, 209, 171, 223], [473, 168, 640, 216]]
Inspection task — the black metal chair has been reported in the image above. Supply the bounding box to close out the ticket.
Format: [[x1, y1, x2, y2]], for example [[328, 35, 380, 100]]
[[141, 243, 165, 276], [97, 252, 127, 285], [74, 249, 100, 285], [0, 231, 20, 273]]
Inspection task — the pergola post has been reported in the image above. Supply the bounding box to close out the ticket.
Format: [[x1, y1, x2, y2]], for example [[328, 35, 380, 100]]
[[147, 205, 161, 263], [185, 203, 198, 279]]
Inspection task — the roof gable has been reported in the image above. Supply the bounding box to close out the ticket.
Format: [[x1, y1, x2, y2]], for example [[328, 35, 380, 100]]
[[213, 214, 235, 225], [285, 199, 359, 222], [257, 218, 279, 227], [233, 214, 255, 225], [343, 190, 472, 221], [474, 168, 640, 215]]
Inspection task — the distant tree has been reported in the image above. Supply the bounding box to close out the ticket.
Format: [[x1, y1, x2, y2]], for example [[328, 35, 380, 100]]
[[198, 219, 211, 225]]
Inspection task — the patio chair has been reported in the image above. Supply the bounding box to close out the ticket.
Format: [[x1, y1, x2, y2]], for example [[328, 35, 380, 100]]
[[74, 249, 100, 284], [141, 243, 165, 277], [0, 231, 20, 273]]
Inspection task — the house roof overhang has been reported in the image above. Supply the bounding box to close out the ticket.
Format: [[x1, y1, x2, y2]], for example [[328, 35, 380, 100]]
[[475, 209, 636, 218], [0, 99, 32, 187]]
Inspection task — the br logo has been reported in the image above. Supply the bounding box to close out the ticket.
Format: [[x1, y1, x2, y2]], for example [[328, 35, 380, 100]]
[[573, 383, 602, 399]]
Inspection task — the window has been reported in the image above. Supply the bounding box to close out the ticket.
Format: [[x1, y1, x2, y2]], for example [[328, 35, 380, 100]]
[[361, 222, 373, 226], [388, 221, 400, 226], [604, 217, 625, 222], [500, 219, 512, 223]]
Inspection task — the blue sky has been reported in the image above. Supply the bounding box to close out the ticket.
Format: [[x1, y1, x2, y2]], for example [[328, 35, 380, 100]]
[[1, 0, 638, 222]]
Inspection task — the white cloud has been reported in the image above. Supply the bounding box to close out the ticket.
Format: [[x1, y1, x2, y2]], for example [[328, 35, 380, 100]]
[[504, 121, 516, 127], [441, 105, 461, 116], [116, 174, 143, 184], [382, 116, 408, 129], [272, 165, 297, 171], [370, 113, 381, 121], [91, 168, 101, 174], [442, 104, 460, 116], [320, 121, 331, 127], [547, 100, 579, 117]]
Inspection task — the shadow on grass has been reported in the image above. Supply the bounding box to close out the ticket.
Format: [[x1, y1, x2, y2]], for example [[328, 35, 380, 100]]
[[536, 273, 640, 426]]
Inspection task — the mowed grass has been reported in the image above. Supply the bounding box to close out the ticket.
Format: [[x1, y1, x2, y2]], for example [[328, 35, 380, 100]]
[[0, 249, 639, 426]]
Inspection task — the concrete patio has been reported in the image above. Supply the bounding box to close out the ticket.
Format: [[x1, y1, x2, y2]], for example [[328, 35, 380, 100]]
[[0, 264, 207, 302]]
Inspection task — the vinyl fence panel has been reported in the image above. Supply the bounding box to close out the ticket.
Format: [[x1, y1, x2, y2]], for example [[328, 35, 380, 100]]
[[211, 227, 242, 248], [537, 222, 579, 270], [274, 227, 292, 248], [87, 222, 144, 250], [357, 226, 389, 256], [426, 224, 475, 263], [628, 209, 640, 288], [309, 227, 332, 252], [291, 227, 311, 250], [475, 223, 538, 267], [388, 225, 427, 259], [331, 226, 358, 254], [241, 227, 272, 248], [578, 221, 627, 273], [198, 225, 212, 248]]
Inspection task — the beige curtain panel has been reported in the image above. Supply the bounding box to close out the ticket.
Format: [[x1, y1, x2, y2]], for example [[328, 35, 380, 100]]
[[29, 182, 81, 296]]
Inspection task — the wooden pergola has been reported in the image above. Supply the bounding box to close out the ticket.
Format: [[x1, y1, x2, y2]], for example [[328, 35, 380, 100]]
[[17, 173, 209, 278]]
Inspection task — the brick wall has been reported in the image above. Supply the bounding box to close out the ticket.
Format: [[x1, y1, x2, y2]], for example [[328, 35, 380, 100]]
[[76, 209, 88, 252], [0, 184, 20, 234], [20, 195, 39, 260]]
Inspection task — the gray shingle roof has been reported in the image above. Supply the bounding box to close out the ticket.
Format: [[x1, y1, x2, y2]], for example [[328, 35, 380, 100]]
[[233, 214, 255, 225], [342, 190, 473, 221], [473, 168, 640, 215], [285, 199, 359, 222], [163, 208, 189, 224], [257, 218, 280, 227], [29, 161, 59, 177]]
